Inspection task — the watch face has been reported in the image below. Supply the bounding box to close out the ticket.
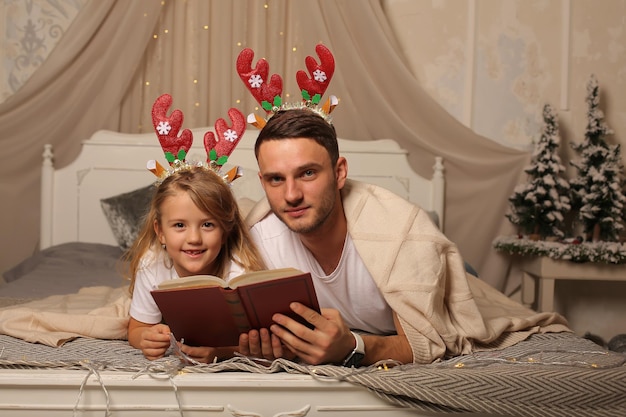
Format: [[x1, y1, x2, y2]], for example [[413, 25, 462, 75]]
[[344, 352, 365, 367]]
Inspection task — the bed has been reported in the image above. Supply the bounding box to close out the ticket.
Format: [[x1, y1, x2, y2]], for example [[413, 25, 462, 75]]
[[0, 129, 624, 417]]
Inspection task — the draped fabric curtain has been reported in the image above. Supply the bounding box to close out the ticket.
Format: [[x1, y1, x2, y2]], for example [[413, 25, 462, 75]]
[[1, 0, 528, 292], [0, 0, 163, 276]]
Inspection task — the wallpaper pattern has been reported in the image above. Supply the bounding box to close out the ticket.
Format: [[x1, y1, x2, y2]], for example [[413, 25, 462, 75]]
[[0, 0, 87, 103]]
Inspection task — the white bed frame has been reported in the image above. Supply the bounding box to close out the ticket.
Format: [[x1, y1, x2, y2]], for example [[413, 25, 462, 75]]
[[2, 129, 448, 417], [40, 128, 445, 249]]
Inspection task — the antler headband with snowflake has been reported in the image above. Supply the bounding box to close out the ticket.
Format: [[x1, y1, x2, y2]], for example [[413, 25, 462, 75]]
[[148, 93, 246, 185], [236, 44, 339, 129]]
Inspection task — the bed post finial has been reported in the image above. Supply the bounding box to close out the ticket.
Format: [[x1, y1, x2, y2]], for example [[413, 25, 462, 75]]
[[41, 144, 54, 249]]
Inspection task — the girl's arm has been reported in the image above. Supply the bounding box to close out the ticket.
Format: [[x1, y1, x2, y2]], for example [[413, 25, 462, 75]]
[[128, 317, 172, 360]]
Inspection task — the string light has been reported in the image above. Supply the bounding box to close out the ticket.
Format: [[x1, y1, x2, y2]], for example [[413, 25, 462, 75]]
[[439, 348, 623, 370]]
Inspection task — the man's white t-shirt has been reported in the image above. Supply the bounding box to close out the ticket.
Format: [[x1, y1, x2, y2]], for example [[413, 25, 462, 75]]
[[129, 247, 245, 324], [249, 213, 396, 335]]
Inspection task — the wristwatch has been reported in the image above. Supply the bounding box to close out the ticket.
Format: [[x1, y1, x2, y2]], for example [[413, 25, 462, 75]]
[[342, 331, 365, 367]]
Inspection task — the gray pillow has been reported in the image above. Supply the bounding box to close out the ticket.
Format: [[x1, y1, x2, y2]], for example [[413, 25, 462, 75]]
[[100, 185, 155, 250]]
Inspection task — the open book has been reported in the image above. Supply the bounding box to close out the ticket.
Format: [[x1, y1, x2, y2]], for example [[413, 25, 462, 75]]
[[150, 267, 320, 347]]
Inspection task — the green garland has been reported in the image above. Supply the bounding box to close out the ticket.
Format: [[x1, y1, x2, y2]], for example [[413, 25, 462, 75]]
[[493, 236, 626, 264]]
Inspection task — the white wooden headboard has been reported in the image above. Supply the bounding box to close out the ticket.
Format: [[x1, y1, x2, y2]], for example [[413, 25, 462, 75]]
[[40, 129, 444, 249]]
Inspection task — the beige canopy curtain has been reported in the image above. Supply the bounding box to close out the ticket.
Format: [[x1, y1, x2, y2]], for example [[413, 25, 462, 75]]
[[0, 0, 163, 277], [1, 0, 528, 293]]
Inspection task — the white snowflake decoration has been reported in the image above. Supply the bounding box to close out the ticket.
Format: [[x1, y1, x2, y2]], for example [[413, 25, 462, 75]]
[[248, 74, 263, 89], [156, 121, 172, 135], [223, 129, 238, 142], [313, 69, 327, 83]]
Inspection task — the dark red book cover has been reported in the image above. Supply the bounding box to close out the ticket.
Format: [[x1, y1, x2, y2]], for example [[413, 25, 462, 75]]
[[236, 272, 320, 330], [150, 286, 247, 347], [150, 271, 319, 347]]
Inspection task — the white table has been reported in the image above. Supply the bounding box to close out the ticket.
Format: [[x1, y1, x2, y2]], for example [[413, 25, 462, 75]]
[[517, 256, 626, 312]]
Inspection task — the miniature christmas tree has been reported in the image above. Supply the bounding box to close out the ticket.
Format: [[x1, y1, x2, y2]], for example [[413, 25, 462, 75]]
[[506, 104, 571, 239], [570, 74, 626, 242]]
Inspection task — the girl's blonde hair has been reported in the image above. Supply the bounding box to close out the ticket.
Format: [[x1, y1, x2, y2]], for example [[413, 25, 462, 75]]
[[124, 166, 265, 295]]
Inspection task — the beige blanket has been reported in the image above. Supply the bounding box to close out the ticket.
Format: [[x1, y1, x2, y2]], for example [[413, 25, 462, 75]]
[[0, 286, 129, 347]]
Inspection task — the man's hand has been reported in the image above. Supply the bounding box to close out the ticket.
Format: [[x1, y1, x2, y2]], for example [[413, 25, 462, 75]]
[[237, 303, 414, 365], [237, 304, 353, 364], [269, 303, 355, 365]]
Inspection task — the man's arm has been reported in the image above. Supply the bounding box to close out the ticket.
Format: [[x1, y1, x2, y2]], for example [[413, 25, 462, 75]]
[[359, 313, 413, 365]]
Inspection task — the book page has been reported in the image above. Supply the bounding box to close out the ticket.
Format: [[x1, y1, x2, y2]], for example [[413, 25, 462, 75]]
[[157, 274, 226, 290], [229, 267, 305, 288]]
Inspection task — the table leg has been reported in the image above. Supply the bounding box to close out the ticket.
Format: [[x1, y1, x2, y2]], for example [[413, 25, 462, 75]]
[[521, 272, 536, 308], [537, 277, 555, 312]]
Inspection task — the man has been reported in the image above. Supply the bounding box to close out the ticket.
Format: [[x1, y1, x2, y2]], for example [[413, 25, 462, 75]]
[[239, 109, 568, 366]]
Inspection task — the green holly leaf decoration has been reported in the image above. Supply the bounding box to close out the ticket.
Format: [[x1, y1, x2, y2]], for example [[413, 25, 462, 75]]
[[209, 149, 218, 161], [262, 101, 273, 112], [165, 152, 175, 163], [273, 95, 282, 108], [177, 149, 187, 161], [311, 93, 321, 105], [302, 90, 311, 101], [217, 155, 228, 165]]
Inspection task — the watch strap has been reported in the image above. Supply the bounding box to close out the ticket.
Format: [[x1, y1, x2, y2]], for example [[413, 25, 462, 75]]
[[342, 331, 365, 367]]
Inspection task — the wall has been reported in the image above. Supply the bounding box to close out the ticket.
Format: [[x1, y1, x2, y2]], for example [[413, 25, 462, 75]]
[[383, 0, 626, 343]]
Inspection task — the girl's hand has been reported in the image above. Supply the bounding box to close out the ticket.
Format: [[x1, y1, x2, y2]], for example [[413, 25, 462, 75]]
[[136, 323, 172, 360], [176, 343, 240, 364], [177, 344, 220, 364], [238, 328, 297, 361]]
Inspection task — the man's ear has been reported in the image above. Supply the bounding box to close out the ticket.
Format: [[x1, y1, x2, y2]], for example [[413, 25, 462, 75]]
[[335, 156, 348, 189]]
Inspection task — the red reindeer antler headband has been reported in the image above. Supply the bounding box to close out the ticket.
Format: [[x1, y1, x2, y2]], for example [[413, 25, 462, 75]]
[[237, 44, 338, 129], [148, 94, 246, 184]]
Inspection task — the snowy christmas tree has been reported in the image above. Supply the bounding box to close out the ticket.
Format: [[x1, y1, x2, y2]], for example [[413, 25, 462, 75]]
[[570, 74, 626, 242], [506, 104, 571, 239]]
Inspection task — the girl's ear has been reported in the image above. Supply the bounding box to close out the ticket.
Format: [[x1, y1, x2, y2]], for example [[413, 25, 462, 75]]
[[154, 219, 164, 244]]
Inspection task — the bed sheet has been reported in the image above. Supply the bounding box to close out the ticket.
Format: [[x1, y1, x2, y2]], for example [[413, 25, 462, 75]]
[[0, 242, 125, 306], [0, 332, 624, 416]]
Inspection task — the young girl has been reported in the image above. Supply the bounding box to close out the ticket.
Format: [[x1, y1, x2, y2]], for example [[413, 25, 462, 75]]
[[125, 94, 266, 363], [125, 166, 266, 363]]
